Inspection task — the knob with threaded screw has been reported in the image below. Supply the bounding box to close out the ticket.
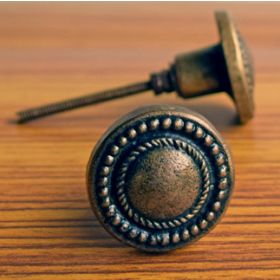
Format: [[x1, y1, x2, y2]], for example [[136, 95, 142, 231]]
[[16, 11, 254, 125]]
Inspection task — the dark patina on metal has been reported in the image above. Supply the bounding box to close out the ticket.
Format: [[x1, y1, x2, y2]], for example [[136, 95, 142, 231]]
[[166, 10, 255, 123], [17, 11, 254, 124], [87, 105, 234, 252]]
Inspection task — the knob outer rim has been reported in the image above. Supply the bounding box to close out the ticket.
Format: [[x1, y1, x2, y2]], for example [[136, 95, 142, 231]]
[[215, 10, 255, 123]]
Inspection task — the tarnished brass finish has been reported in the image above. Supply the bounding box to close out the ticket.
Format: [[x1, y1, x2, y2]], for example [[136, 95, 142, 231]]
[[17, 10, 254, 125], [128, 148, 201, 220], [87, 105, 234, 252], [170, 11, 254, 123]]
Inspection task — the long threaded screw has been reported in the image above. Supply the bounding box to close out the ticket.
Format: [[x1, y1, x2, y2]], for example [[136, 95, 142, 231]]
[[16, 70, 174, 124], [16, 81, 152, 124]]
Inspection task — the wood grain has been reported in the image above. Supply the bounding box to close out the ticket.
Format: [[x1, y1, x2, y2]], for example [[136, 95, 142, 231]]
[[0, 3, 279, 279]]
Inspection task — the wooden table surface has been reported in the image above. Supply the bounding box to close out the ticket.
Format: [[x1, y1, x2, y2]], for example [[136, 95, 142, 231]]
[[0, 3, 279, 279]]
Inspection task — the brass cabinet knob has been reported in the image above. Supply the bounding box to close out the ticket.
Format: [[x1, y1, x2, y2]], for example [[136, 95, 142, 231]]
[[189, 11, 254, 122], [151, 11, 254, 123], [17, 11, 254, 125], [87, 105, 234, 252]]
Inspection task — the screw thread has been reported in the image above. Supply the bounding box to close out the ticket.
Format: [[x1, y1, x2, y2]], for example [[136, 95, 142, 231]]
[[16, 81, 152, 124]]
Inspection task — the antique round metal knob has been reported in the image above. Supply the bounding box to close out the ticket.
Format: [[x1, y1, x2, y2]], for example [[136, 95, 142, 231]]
[[151, 10, 254, 123], [17, 10, 254, 125], [87, 105, 234, 252]]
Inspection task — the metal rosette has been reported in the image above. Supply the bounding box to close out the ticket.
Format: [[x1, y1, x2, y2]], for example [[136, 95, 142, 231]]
[[87, 105, 234, 252]]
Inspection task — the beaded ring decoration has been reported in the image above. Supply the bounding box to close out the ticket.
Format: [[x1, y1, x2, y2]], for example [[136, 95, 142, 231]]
[[87, 105, 234, 252]]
